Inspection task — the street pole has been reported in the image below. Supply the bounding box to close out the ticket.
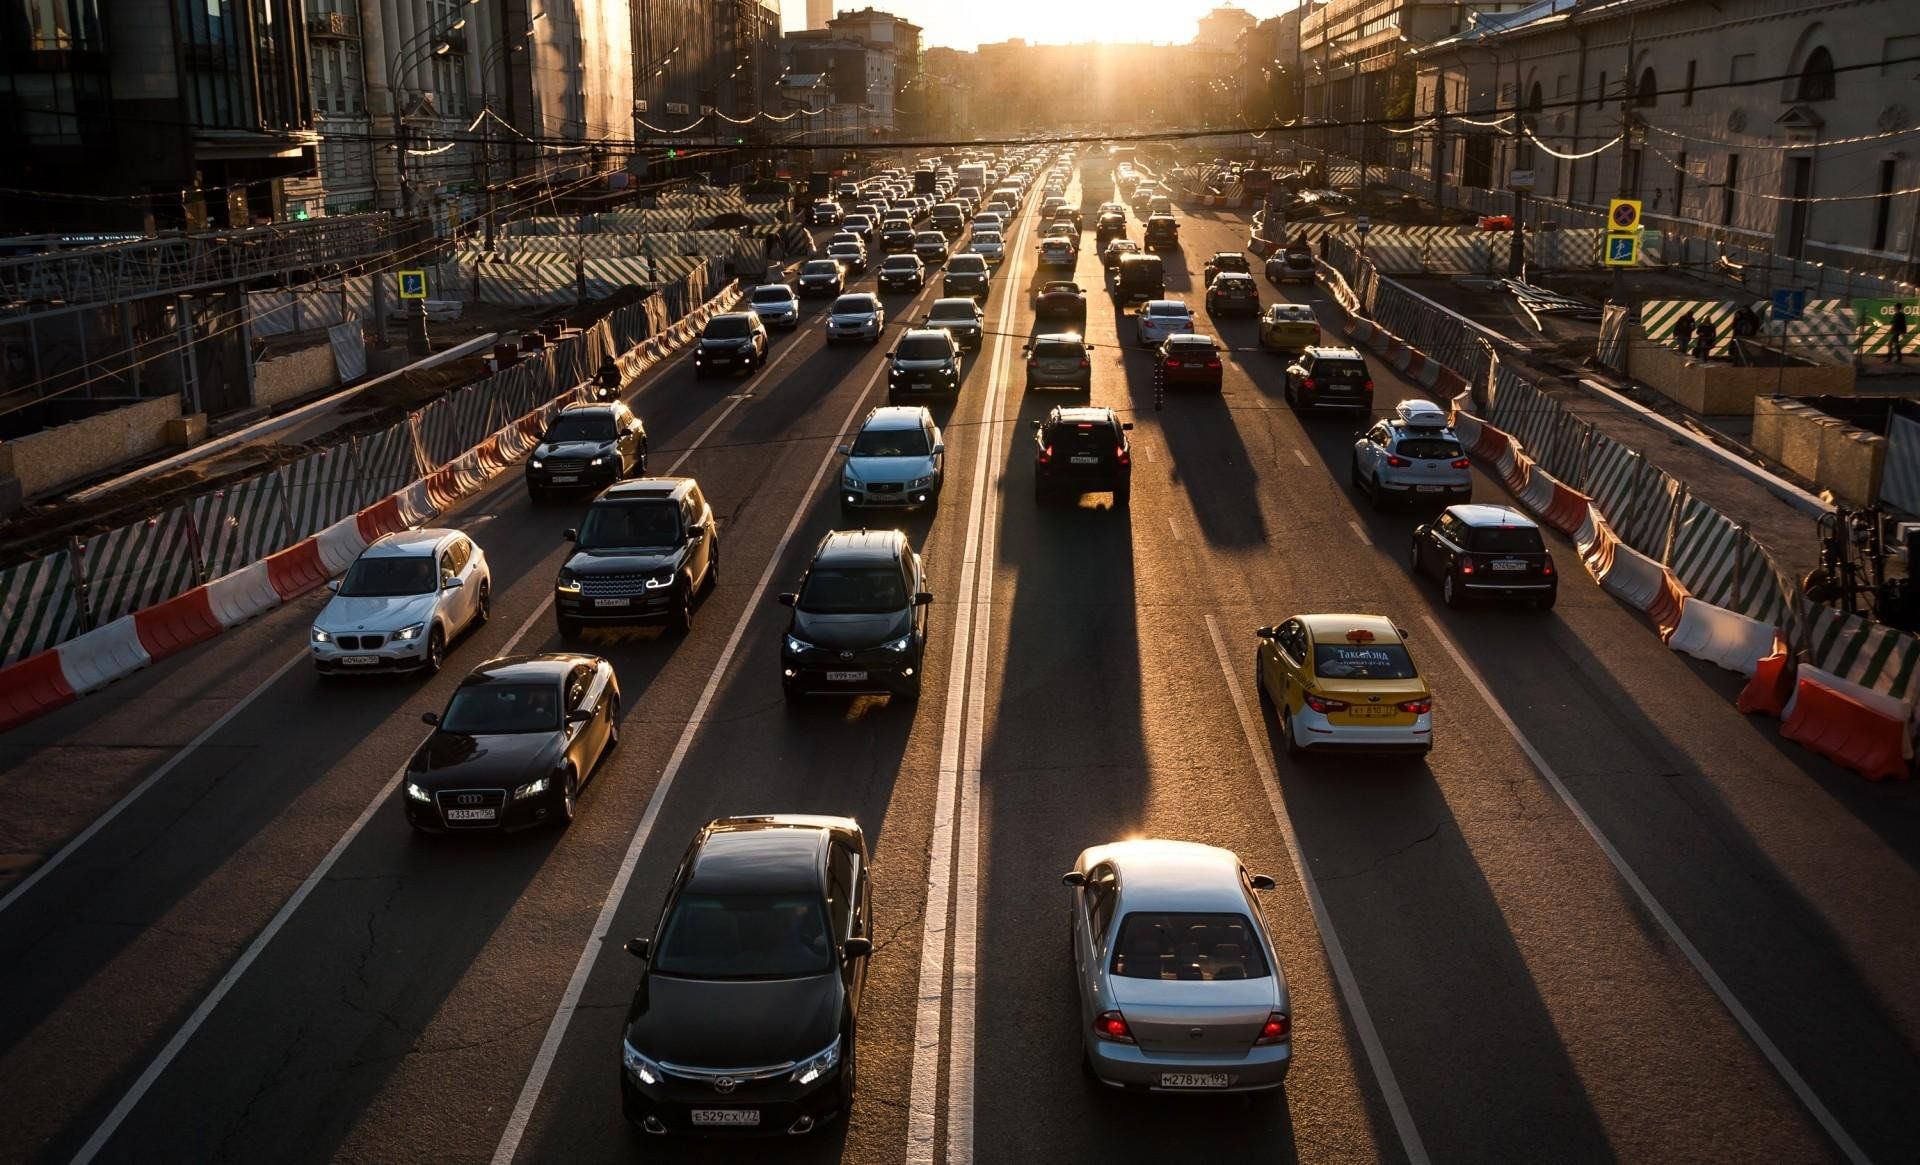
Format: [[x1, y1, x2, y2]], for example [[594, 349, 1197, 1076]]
[[399, 120, 413, 217], [1609, 14, 1639, 303], [1431, 68, 1445, 206], [482, 112, 496, 253]]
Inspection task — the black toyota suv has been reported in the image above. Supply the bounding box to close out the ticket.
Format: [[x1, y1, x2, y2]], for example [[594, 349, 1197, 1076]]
[[1032, 406, 1132, 507], [555, 478, 718, 639], [777, 529, 932, 703], [621, 815, 872, 1136], [526, 402, 647, 501]]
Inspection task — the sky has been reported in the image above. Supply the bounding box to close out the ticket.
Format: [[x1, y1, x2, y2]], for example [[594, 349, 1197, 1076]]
[[777, 0, 1302, 53]]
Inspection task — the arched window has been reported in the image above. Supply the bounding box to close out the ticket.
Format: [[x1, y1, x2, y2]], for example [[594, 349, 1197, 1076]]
[[1635, 68, 1657, 108], [1797, 46, 1835, 101]]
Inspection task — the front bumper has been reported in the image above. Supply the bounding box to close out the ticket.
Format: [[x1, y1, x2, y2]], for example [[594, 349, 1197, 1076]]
[[621, 1065, 844, 1136], [1293, 706, 1432, 752], [828, 321, 880, 341], [695, 346, 753, 372], [878, 276, 922, 291], [403, 783, 562, 834], [1086, 1039, 1291, 1092], [556, 587, 681, 625], [1294, 386, 1372, 411], [842, 479, 938, 508], [798, 282, 841, 297], [782, 650, 921, 696], [311, 636, 433, 673], [753, 310, 800, 329], [889, 373, 958, 397], [527, 462, 622, 491]]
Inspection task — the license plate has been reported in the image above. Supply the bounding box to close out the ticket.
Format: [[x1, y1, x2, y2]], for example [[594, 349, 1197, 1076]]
[[825, 670, 868, 683], [1492, 560, 1526, 572], [594, 597, 631, 608], [913, 381, 930, 389], [690, 1109, 760, 1127], [1070, 455, 1099, 465], [709, 357, 731, 365], [338, 655, 379, 666], [1160, 1073, 1231, 1089], [1415, 485, 1444, 493], [445, 807, 497, 821], [551, 474, 579, 484], [1350, 705, 1397, 719]]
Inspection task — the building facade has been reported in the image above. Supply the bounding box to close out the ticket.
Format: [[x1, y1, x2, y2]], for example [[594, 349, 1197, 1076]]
[[1240, 10, 1306, 125], [826, 7, 919, 135], [806, 0, 834, 32]]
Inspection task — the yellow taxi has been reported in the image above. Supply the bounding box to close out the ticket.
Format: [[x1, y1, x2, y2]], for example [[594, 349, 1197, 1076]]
[[1259, 302, 1320, 356], [1254, 614, 1432, 756]]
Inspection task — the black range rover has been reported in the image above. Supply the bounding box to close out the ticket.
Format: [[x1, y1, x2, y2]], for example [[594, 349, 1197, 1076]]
[[1032, 406, 1133, 507], [555, 478, 718, 638]]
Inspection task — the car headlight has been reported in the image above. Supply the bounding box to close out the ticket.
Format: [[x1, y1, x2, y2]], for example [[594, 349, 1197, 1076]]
[[842, 472, 860, 489], [785, 634, 815, 655], [588, 456, 606, 467], [623, 1040, 662, 1086], [909, 475, 934, 489], [790, 1036, 843, 1086], [311, 626, 331, 644], [512, 777, 550, 801], [644, 571, 676, 590], [882, 633, 913, 654], [393, 622, 426, 641], [529, 458, 544, 469], [405, 780, 431, 803]]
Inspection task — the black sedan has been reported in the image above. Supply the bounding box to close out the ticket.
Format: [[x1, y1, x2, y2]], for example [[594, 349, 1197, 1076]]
[[402, 655, 620, 833], [621, 815, 872, 1136]]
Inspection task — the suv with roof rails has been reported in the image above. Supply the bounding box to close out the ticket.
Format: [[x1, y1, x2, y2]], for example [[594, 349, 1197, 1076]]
[[527, 401, 647, 499], [554, 478, 718, 639], [837, 405, 945, 512], [887, 328, 963, 403], [777, 530, 933, 703], [1284, 345, 1375, 413], [1032, 406, 1133, 507], [1351, 398, 1472, 509]]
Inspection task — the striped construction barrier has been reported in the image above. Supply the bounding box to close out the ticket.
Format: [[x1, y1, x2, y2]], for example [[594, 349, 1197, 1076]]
[[1640, 297, 1856, 364], [1668, 597, 1777, 676], [1780, 667, 1911, 781], [1801, 601, 1920, 701], [0, 552, 86, 667]]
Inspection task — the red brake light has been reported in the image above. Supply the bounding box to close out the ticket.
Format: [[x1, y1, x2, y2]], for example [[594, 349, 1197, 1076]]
[[1165, 358, 1182, 368], [1399, 698, 1432, 715], [1300, 377, 1316, 391], [1451, 457, 1472, 469], [1038, 444, 1053, 464], [1079, 358, 1090, 368], [1460, 559, 1475, 575], [1542, 559, 1555, 576], [1077, 422, 1093, 429], [1028, 356, 1038, 365], [1205, 359, 1221, 368], [1254, 1013, 1291, 1045], [1386, 455, 1411, 468], [1304, 693, 1348, 714], [1094, 1011, 1134, 1043], [1363, 379, 1375, 393], [1115, 444, 1130, 466]]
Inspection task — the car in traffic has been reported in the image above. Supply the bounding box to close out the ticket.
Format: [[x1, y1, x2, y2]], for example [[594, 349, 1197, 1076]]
[[1203, 252, 1252, 284], [1038, 237, 1077, 267], [1205, 271, 1260, 316], [841, 213, 874, 242], [826, 293, 885, 344], [924, 296, 984, 351], [620, 815, 872, 1135], [748, 283, 800, 330], [1102, 238, 1140, 269], [1143, 214, 1180, 252], [1284, 345, 1375, 413], [796, 259, 845, 297], [827, 239, 869, 274], [967, 230, 1005, 264], [313, 529, 490, 676], [886, 328, 963, 403], [837, 405, 945, 512], [1064, 839, 1290, 1094], [694, 312, 768, 378], [402, 654, 619, 833], [1265, 246, 1316, 285], [942, 252, 991, 301], [880, 224, 916, 253], [554, 478, 718, 639], [1254, 614, 1432, 755], [1111, 253, 1165, 304], [1032, 280, 1087, 326], [912, 230, 951, 266], [1135, 298, 1194, 348], [877, 254, 926, 293], [1023, 333, 1093, 392], [1258, 302, 1319, 355], [1033, 405, 1132, 507], [1095, 212, 1127, 244], [1157, 334, 1224, 391], [778, 529, 933, 702], [526, 402, 648, 500], [1351, 399, 1472, 509], [809, 200, 842, 226], [1410, 504, 1557, 610]]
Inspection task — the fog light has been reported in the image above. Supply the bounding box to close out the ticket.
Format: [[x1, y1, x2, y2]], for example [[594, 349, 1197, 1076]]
[[784, 668, 796, 678], [902, 667, 915, 677]]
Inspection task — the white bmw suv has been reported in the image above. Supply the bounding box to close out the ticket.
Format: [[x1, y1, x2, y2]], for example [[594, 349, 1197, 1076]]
[[311, 529, 490, 676]]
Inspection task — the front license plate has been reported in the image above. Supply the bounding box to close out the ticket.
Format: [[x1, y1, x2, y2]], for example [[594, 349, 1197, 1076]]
[[1492, 560, 1526, 572], [550, 474, 579, 484], [1160, 1073, 1231, 1089], [825, 670, 868, 683], [338, 655, 379, 666], [1070, 455, 1100, 465], [1351, 705, 1397, 719], [690, 1109, 760, 1127], [594, 597, 631, 608], [1415, 485, 1445, 493], [445, 808, 497, 821]]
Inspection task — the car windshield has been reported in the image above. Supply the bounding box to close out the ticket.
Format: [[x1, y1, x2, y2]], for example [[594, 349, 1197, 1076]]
[[1318, 361, 1369, 383], [949, 256, 986, 272], [1396, 437, 1463, 460], [1313, 641, 1418, 680], [704, 316, 752, 339], [577, 500, 682, 551], [1111, 912, 1270, 981], [1168, 341, 1215, 357], [831, 296, 873, 314], [798, 565, 909, 614], [439, 681, 561, 735], [851, 427, 931, 457], [973, 232, 1001, 243], [803, 261, 838, 275], [543, 414, 617, 443], [337, 554, 436, 597], [883, 257, 918, 269], [653, 892, 834, 979], [930, 304, 976, 322], [1470, 525, 1546, 553], [751, 287, 793, 304], [898, 336, 951, 360]]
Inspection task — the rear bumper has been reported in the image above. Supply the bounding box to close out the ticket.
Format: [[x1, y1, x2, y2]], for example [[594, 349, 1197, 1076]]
[[1087, 1039, 1290, 1091], [1461, 577, 1558, 601], [1377, 480, 1471, 502], [1294, 707, 1432, 752]]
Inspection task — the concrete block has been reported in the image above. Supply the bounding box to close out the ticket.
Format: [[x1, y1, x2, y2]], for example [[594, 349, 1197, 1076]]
[[0, 474, 21, 519], [1817, 423, 1886, 507], [165, 414, 207, 448]]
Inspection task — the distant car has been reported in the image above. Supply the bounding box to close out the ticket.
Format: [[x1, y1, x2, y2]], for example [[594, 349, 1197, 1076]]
[[1351, 399, 1472, 509], [526, 401, 647, 499], [796, 259, 845, 297], [694, 312, 768, 378], [1023, 332, 1092, 392], [877, 254, 926, 293], [880, 225, 916, 253], [620, 815, 873, 1134], [827, 240, 869, 274], [312, 529, 490, 676], [826, 293, 885, 344], [1157, 334, 1223, 391], [968, 231, 1005, 264], [942, 252, 991, 301], [1135, 299, 1194, 348], [1205, 272, 1259, 316], [1255, 614, 1432, 756], [1143, 215, 1180, 252], [887, 328, 963, 403], [778, 530, 932, 702], [841, 214, 874, 242], [1410, 504, 1558, 610], [1265, 247, 1316, 285], [403, 654, 620, 833], [1203, 252, 1252, 284], [1284, 345, 1374, 412], [925, 296, 984, 350], [1032, 281, 1087, 327], [809, 200, 843, 226], [1033, 405, 1132, 507], [1064, 839, 1290, 1093], [837, 405, 945, 512], [748, 283, 800, 330], [1112, 253, 1165, 304], [1102, 238, 1140, 269], [555, 477, 718, 639], [1258, 302, 1319, 355], [1095, 212, 1127, 243], [1038, 238, 1078, 267], [913, 231, 951, 266]]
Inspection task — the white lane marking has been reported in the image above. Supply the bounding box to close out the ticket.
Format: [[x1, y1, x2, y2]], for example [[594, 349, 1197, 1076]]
[[489, 360, 888, 1165], [1417, 615, 1871, 1165], [1348, 519, 1373, 546], [70, 596, 557, 1165], [1293, 448, 1312, 467], [1204, 614, 1430, 1164], [662, 335, 811, 476], [0, 649, 308, 920], [1167, 514, 1186, 542]]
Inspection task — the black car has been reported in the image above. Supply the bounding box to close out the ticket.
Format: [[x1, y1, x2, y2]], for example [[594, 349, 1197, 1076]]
[[880, 225, 917, 253], [555, 478, 719, 638], [924, 297, 984, 351], [796, 259, 845, 297], [621, 815, 872, 1136], [941, 253, 991, 301], [912, 231, 950, 266], [886, 328, 963, 403], [1032, 280, 1087, 326], [1411, 504, 1558, 611], [1285, 345, 1375, 412], [1033, 405, 1132, 506], [778, 529, 932, 702], [1095, 212, 1128, 243], [694, 312, 768, 378], [877, 254, 926, 292], [403, 654, 619, 833], [527, 402, 647, 500], [1203, 251, 1252, 284], [1143, 215, 1180, 252]]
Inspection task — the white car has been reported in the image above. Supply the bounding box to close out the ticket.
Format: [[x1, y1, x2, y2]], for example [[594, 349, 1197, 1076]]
[[826, 293, 885, 344], [747, 283, 799, 329], [311, 529, 490, 676], [968, 231, 1005, 264], [972, 212, 1006, 235], [1136, 299, 1195, 348], [838, 405, 946, 511]]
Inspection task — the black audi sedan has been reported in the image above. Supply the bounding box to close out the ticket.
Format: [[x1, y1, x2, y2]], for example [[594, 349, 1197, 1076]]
[[555, 478, 719, 639], [620, 815, 872, 1136], [402, 654, 619, 833], [777, 529, 932, 704]]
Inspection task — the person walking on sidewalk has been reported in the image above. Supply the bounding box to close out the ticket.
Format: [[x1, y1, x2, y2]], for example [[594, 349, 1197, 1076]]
[[1891, 305, 1908, 364], [1674, 309, 1697, 356], [1693, 317, 1718, 360]]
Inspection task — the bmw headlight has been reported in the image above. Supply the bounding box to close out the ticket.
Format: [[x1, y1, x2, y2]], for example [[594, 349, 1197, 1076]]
[[882, 633, 913, 654], [623, 1040, 662, 1086], [785, 634, 814, 655], [644, 571, 676, 590], [405, 780, 431, 803], [311, 626, 331, 644], [393, 622, 426, 641], [789, 1035, 842, 1086], [512, 777, 550, 801], [588, 456, 606, 467]]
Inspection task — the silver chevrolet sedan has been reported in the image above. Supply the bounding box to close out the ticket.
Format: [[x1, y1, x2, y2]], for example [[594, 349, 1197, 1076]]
[[1063, 839, 1291, 1092]]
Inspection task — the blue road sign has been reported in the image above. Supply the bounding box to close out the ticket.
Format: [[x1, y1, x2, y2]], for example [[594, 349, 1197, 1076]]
[[1771, 288, 1807, 322]]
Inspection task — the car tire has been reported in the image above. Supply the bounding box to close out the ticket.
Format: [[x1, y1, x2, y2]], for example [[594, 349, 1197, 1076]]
[[558, 765, 578, 826], [557, 615, 582, 642], [1255, 659, 1271, 708], [1281, 704, 1305, 757], [473, 581, 491, 628], [669, 587, 694, 636], [1408, 538, 1424, 578], [783, 683, 805, 707], [1442, 572, 1465, 609], [1284, 378, 1298, 410], [424, 626, 446, 675], [605, 695, 621, 754], [704, 542, 720, 593], [527, 486, 545, 505], [1368, 477, 1387, 512], [1535, 594, 1557, 613]]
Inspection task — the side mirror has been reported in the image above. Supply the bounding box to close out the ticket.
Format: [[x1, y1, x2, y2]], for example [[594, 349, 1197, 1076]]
[[1122, 422, 1134, 431], [1030, 419, 1043, 431], [685, 529, 704, 544], [932, 443, 946, 455], [914, 591, 934, 606], [836, 444, 851, 456], [1255, 626, 1278, 640], [567, 708, 594, 723], [1249, 874, 1278, 891], [624, 938, 650, 960], [1061, 871, 1087, 887], [420, 711, 441, 726], [326, 579, 341, 593], [777, 592, 799, 607], [842, 937, 873, 960], [563, 528, 578, 542], [1396, 626, 1411, 640], [442, 575, 464, 590]]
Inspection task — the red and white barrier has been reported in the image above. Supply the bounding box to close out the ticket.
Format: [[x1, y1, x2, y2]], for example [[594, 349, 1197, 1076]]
[[1668, 598, 1777, 675], [1779, 665, 1912, 781], [57, 615, 152, 695]]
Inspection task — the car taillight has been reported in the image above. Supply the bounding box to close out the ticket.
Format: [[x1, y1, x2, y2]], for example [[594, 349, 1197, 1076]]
[[1254, 1013, 1291, 1045], [1079, 358, 1090, 368], [1300, 377, 1316, 391], [1542, 558, 1554, 576], [1451, 457, 1472, 469], [1206, 359, 1221, 368], [1094, 1011, 1134, 1043], [1399, 698, 1432, 714], [1386, 455, 1410, 468], [1038, 443, 1053, 464], [1115, 444, 1130, 466], [1460, 559, 1475, 575], [1303, 693, 1348, 714], [1027, 356, 1037, 365], [1363, 379, 1375, 393], [1165, 358, 1182, 368]]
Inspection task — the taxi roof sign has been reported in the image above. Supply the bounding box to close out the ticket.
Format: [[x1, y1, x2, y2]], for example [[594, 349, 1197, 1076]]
[[1345, 628, 1376, 643], [1607, 198, 1642, 232]]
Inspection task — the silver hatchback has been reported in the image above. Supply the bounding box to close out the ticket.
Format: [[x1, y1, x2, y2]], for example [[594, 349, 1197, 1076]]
[[1351, 398, 1472, 509], [1064, 839, 1291, 1093]]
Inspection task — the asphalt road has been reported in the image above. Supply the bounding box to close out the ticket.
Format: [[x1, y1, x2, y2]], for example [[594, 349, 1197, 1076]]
[[2, 156, 1918, 1165]]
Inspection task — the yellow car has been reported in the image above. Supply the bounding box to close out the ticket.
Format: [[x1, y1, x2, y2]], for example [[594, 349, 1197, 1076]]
[[1259, 302, 1320, 356], [1255, 614, 1432, 755]]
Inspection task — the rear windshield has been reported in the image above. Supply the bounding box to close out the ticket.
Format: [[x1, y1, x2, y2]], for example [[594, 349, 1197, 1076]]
[[898, 336, 952, 360], [1046, 419, 1115, 447], [703, 316, 752, 339], [1470, 525, 1546, 553], [751, 287, 793, 304], [1033, 341, 1084, 360], [1147, 303, 1190, 317], [1317, 360, 1369, 383], [1395, 437, 1463, 459], [543, 413, 617, 442], [1313, 642, 1417, 680], [1111, 912, 1270, 981], [1168, 340, 1215, 356], [949, 255, 987, 272]]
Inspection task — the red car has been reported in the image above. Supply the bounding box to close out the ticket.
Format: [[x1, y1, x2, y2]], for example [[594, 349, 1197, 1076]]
[[1157, 334, 1223, 391]]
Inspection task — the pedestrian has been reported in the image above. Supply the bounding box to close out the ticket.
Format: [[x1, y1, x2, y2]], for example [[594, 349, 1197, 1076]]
[[1891, 305, 1908, 364], [1694, 317, 1718, 360], [1731, 303, 1760, 340], [1673, 308, 1697, 355]]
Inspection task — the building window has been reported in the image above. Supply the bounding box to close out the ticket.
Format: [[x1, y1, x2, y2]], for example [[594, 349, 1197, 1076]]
[[22, 0, 102, 48], [1797, 46, 1835, 101], [1722, 153, 1740, 226], [1635, 68, 1656, 108], [1683, 60, 1696, 106], [1874, 159, 1897, 251], [1595, 71, 1607, 110]]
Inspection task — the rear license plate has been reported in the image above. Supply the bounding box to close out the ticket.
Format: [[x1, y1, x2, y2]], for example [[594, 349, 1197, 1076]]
[[445, 808, 497, 821], [690, 1109, 760, 1127], [1070, 455, 1100, 465], [550, 474, 579, 484], [1491, 560, 1526, 572], [825, 670, 868, 683], [1350, 705, 1397, 719], [594, 597, 631, 608], [338, 655, 379, 666], [1415, 485, 1444, 492], [1160, 1073, 1231, 1089]]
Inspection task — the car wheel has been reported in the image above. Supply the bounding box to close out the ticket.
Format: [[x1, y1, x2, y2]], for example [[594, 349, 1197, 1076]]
[[1284, 378, 1298, 409], [1349, 455, 1362, 488], [1368, 477, 1387, 512], [669, 587, 694, 636], [557, 615, 582, 642], [605, 695, 620, 753], [705, 543, 720, 593], [1535, 593, 1557, 613], [527, 486, 545, 505], [1281, 704, 1305, 757], [473, 581, 491, 627], [1442, 572, 1465, 609], [559, 766, 578, 826], [1255, 658, 1271, 707], [1113, 483, 1131, 508], [783, 683, 805, 707], [1408, 538, 1424, 578], [837, 1031, 859, 1116], [424, 626, 446, 675]]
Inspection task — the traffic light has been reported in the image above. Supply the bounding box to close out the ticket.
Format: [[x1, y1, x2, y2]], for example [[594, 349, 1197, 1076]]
[[667, 147, 680, 159]]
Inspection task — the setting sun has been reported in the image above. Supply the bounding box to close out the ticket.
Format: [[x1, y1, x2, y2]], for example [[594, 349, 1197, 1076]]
[[781, 0, 1301, 50]]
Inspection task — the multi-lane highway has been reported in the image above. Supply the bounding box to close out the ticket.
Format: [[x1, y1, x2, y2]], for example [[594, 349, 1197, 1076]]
[[2, 153, 1918, 1165]]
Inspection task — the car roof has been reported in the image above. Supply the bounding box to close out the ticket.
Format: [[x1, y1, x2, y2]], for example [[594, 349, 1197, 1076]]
[[556, 401, 618, 417], [1144, 299, 1190, 311], [707, 311, 757, 324], [900, 327, 953, 343], [366, 528, 456, 556], [814, 528, 908, 565], [862, 405, 932, 430], [1296, 613, 1406, 645], [1305, 345, 1364, 359], [596, 476, 696, 502], [1166, 333, 1216, 345], [1448, 503, 1538, 529], [1032, 331, 1086, 345], [833, 293, 880, 306], [752, 283, 795, 295], [687, 819, 832, 895], [458, 653, 595, 685], [802, 259, 839, 269], [1049, 405, 1117, 425], [930, 296, 980, 312], [1086, 839, 1250, 913]]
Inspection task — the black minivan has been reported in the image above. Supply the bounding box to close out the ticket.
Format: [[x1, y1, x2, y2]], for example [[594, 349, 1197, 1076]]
[[1110, 252, 1166, 306]]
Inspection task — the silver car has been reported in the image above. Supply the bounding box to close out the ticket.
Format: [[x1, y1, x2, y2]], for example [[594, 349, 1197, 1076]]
[[838, 405, 945, 511], [748, 283, 800, 329], [1064, 839, 1291, 1093], [826, 293, 884, 345], [1351, 398, 1472, 509], [311, 529, 490, 676]]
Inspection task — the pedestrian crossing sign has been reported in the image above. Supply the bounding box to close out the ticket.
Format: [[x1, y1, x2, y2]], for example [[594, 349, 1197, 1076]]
[[398, 269, 428, 300], [1603, 234, 1640, 267]]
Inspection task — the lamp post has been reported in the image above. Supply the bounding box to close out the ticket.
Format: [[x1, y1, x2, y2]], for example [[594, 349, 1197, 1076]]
[[387, 0, 481, 218]]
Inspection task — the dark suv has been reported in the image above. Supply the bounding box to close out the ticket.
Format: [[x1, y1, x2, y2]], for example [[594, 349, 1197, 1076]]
[[1032, 406, 1133, 506], [527, 402, 647, 500], [887, 329, 963, 403], [620, 815, 872, 1136], [555, 478, 718, 638], [778, 529, 932, 703], [1143, 214, 1180, 252], [694, 312, 768, 378], [942, 252, 991, 301], [1284, 345, 1375, 413], [1410, 504, 1557, 610]]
